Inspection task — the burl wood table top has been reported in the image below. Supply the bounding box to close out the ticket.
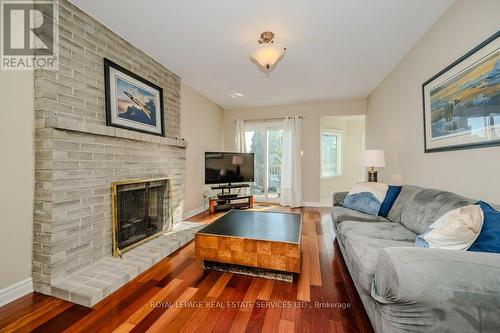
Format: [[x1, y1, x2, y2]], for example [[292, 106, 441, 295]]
[[196, 210, 301, 244]]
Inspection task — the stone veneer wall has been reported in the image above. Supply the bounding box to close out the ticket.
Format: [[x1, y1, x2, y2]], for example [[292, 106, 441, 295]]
[[33, 0, 186, 294]]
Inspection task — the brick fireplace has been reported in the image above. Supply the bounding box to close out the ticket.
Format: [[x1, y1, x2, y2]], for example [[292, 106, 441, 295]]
[[32, 0, 203, 307]]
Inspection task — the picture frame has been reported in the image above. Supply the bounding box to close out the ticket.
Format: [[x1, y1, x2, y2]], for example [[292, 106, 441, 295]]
[[104, 58, 165, 136], [422, 30, 500, 153]]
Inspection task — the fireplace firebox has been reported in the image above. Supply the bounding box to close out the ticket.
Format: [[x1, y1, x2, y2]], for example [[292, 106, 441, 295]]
[[111, 178, 171, 257]]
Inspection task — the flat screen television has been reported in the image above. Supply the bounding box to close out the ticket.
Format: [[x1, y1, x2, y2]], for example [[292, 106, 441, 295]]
[[205, 152, 254, 184]]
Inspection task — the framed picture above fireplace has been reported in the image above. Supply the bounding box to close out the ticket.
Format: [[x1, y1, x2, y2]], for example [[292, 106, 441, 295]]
[[104, 58, 165, 136]]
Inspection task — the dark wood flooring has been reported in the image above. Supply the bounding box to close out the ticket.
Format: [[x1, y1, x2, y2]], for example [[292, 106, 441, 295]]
[[0, 205, 373, 333]]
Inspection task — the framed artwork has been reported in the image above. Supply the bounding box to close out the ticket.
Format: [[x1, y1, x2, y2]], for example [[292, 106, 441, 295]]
[[423, 31, 500, 153], [104, 58, 165, 136]]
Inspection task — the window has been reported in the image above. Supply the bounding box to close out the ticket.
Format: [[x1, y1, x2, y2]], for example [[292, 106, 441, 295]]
[[321, 130, 342, 177], [244, 122, 283, 201]]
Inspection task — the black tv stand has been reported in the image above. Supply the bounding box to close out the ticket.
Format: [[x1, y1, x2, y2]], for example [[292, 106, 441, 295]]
[[210, 183, 250, 190], [208, 195, 254, 213], [211, 183, 250, 198], [218, 193, 238, 200], [208, 184, 253, 213]]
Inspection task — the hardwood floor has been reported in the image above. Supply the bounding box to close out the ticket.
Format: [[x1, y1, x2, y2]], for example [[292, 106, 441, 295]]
[[0, 206, 373, 333]]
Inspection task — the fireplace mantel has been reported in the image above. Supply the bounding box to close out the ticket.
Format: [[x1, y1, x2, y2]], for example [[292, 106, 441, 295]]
[[44, 114, 186, 148]]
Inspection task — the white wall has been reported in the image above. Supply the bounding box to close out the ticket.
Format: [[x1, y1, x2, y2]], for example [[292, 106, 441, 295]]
[[181, 84, 224, 215], [224, 99, 366, 204], [0, 70, 34, 290], [320, 116, 365, 206], [366, 0, 500, 204]]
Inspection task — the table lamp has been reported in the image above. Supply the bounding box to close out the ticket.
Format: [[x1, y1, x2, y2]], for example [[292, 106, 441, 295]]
[[232, 155, 244, 176], [359, 150, 385, 182]]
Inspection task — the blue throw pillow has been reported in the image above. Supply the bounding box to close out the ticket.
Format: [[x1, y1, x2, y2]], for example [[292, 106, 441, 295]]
[[468, 201, 500, 253], [378, 185, 401, 217], [343, 182, 389, 216]]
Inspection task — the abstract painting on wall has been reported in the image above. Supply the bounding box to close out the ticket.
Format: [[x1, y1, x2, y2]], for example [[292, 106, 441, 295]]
[[104, 59, 164, 136], [423, 31, 499, 152]]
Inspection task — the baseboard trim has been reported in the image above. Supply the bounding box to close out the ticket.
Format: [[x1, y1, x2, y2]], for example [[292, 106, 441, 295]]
[[183, 205, 206, 220], [302, 201, 324, 207], [0, 278, 33, 307]]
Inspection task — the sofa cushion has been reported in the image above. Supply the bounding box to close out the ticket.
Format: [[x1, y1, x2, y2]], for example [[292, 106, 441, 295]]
[[332, 206, 389, 231], [387, 185, 474, 234], [332, 191, 348, 206], [343, 236, 413, 293], [337, 221, 417, 245]]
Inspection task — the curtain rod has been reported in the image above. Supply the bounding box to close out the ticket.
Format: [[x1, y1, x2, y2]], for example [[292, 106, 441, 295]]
[[238, 116, 304, 123]]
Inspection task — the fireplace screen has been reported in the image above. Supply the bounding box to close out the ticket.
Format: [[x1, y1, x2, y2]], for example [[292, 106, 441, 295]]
[[112, 178, 171, 257]]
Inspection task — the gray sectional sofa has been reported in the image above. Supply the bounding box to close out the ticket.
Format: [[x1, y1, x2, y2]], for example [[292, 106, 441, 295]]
[[332, 185, 500, 333]]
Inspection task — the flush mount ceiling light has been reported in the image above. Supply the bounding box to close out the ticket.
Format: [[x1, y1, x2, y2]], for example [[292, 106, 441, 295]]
[[229, 92, 244, 98], [251, 31, 286, 72]]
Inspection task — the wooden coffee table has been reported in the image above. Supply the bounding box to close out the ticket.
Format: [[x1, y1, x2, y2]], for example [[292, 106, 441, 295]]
[[195, 210, 302, 279]]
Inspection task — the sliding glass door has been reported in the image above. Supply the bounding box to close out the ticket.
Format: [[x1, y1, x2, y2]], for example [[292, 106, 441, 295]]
[[245, 123, 283, 202]]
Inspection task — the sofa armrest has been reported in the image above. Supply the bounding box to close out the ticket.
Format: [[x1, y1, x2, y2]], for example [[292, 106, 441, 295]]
[[332, 191, 348, 206], [372, 247, 500, 331]]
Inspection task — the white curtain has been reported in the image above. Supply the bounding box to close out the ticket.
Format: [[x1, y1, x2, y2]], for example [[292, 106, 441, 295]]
[[280, 116, 302, 207], [233, 119, 246, 152]]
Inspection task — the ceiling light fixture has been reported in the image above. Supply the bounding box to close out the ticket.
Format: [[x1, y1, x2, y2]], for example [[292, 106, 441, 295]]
[[251, 31, 286, 72]]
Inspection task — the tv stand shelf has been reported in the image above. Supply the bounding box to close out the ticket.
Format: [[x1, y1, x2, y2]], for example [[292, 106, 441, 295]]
[[208, 195, 254, 214], [210, 184, 250, 190]]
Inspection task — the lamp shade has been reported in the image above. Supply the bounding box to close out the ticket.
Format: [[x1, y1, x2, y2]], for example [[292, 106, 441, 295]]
[[251, 43, 285, 69], [359, 150, 385, 168], [232, 155, 244, 165]]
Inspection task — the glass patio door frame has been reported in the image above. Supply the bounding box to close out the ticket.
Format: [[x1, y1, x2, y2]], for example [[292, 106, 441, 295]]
[[245, 121, 283, 203]]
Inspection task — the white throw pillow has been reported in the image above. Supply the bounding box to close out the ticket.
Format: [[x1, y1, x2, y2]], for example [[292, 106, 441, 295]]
[[415, 205, 484, 250]]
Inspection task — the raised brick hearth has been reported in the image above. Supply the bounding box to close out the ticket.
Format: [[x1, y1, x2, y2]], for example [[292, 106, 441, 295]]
[[51, 222, 204, 307], [32, 0, 194, 306]]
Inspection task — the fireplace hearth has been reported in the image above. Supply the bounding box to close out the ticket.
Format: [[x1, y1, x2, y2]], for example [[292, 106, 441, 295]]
[[112, 178, 171, 257]]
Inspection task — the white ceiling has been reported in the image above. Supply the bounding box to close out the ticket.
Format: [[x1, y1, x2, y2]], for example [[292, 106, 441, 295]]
[[71, 0, 453, 109]]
